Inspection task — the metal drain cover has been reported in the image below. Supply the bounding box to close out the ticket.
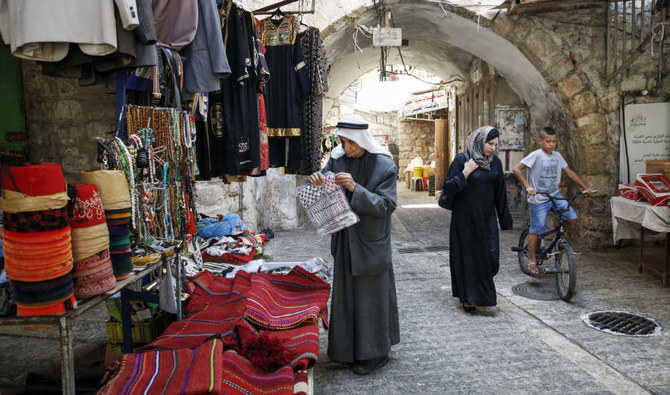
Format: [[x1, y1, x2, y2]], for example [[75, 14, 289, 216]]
[[512, 281, 559, 301], [582, 311, 662, 337]]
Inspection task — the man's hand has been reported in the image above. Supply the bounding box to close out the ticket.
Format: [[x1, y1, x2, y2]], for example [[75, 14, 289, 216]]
[[463, 159, 478, 178], [526, 186, 537, 196], [308, 172, 325, 186], [335, 172, 356, 192]]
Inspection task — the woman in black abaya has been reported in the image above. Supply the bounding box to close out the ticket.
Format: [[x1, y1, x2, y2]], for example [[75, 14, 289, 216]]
[[443, 126, 513, 313]]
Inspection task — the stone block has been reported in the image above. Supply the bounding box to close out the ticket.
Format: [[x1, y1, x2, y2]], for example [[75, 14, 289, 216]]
[[579, 145, 617, 174], [568, 91, 598, 119], [579, 215, 613, 232], [556, 74, 584, 99], [600, 87, 621, 113], [575, 113, 608, 145], [621, 74, 647, 92]]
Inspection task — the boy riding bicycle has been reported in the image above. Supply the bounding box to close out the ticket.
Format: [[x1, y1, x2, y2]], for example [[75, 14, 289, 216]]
[[513, 127, 595, 275]]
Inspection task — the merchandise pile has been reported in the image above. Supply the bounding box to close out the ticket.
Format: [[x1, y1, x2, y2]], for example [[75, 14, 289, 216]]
[[0, 163, 76, 316]]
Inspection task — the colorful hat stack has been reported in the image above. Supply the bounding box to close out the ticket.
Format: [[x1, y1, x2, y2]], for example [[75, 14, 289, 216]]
[[81, 170, 133, 280], [0, 163, 76, 316], [67, 184, 116, 299]]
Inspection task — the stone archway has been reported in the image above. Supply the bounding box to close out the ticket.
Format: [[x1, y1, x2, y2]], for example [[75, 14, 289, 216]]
[[314, 1, 616, 246]]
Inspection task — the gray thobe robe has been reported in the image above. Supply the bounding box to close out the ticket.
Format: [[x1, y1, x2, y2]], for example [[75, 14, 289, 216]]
[[322, 152, 400, 363]]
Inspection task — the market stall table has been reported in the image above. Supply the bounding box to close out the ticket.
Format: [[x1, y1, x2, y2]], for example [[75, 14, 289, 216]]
[[610, 196, 670, 287], [0, 258, 175, 395]]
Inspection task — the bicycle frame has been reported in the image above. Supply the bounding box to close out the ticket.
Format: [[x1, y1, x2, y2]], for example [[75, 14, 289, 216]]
[[533, 191, 581, 258]]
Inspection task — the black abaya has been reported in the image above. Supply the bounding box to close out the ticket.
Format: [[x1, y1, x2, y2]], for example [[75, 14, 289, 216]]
[[443, 153, 513, 306]]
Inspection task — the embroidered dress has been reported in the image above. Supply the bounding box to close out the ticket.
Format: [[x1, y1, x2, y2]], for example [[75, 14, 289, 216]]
[[259, 15, 310, 168], [209, 2, 260, 175], [298, 27, 328, 175]]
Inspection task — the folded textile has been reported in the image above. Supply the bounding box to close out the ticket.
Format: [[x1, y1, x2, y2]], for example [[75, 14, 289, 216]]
[[81, 170, 131, 210], [220, 350, 295, 395], [237, 320, 320, 370], [244, 267, 330, 330], [0, 190, 69, 213], [67, 184, 106, 229], [183, 270, 252, 315], [71, 223, 110, 261], [99, 339, 224, 395], [1, 163, 66, 196], [73, 250, 116, 299], [3, 207, 69, 233], [145, 301, 246, 351], [13, 280, 74, 306], [16, 294, 76, 316]]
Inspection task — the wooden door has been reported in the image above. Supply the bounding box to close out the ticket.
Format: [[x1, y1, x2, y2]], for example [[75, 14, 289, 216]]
[[434, 119, 449, 190]]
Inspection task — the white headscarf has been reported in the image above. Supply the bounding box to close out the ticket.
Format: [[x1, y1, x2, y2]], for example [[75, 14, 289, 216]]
[[330, 114, 392, 159]]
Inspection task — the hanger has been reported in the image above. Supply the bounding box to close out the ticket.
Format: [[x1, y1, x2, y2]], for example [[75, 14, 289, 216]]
[[270, 7, 284, 21]]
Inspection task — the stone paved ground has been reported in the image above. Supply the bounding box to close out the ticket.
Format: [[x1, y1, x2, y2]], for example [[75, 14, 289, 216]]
[[272, 186, 670, 395], [0, 185, 668, 394]]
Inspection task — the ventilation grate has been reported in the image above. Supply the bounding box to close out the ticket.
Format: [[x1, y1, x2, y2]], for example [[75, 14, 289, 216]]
[[582, 311, 662, 337], [511, 282, 559, 301]]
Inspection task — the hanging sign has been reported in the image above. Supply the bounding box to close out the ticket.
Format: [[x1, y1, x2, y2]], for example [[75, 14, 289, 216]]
[[619, 102, 670, 183], [402, 89, 448, 116], [373, 27, 402, 47]]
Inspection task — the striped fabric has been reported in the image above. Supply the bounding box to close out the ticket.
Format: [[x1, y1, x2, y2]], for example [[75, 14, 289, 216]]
[[99, 339, 224, 395], [146, 302, 246, 351], [221, 350, 295, 395], [244, 267, 330, 330], [293, 370, 309, 395], [183, 270, 251, 315], [237, 320, 320, 370]]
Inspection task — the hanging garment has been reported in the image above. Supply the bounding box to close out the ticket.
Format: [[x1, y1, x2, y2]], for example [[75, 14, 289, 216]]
[[259, 15, 310, 168], [0, 0, 117, 62], [209, 2, 260, 175], [254, 16, 271, 172], [182, 0, 231, 96], [152, 0, 198, 50], [298, 26, 328, 175]]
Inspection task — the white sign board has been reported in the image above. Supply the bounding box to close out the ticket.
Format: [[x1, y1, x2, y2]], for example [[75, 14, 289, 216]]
[[402, 90, 448, 116], [620, 102, 670, 183], [373, 27, 402, 47]]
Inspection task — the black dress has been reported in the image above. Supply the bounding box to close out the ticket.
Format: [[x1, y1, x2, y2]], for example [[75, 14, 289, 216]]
[[443, 152, 513, 306]]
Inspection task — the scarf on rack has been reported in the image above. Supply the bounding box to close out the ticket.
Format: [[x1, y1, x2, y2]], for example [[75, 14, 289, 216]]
[[466, 126, 499, 171]]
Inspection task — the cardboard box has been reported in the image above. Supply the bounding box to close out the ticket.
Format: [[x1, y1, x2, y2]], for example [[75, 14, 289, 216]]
[[635, 173, 670, 206], [618, 183, 643, 201]]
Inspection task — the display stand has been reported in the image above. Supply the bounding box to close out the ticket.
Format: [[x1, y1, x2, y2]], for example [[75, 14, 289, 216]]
[[0, 255, 178, 394], [610, 196, 670, 287]]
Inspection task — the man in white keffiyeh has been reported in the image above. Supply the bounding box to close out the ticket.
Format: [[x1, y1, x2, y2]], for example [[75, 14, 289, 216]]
[[307, 114, 399, 375]]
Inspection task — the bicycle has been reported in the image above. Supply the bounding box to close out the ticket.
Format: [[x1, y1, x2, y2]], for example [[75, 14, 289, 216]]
[[511, 190, 593, 301]]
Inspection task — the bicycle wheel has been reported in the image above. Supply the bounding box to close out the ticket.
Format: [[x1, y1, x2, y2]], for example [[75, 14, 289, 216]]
[[555, 240, 577, 301], [518, 228, 534, 275]]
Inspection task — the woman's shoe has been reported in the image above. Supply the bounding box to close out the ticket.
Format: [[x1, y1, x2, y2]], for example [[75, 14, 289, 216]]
[[462, 303, 477, 313]]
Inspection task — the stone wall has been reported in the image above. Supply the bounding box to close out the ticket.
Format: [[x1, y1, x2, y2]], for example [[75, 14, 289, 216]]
[[398, 119, 435, 171], [493, 8, 669, 247], [195, 169, 305, 233], [23, 61, 114, 183]]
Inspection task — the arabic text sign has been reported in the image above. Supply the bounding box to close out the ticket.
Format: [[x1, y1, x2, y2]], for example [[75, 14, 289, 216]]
[[403, 90, 448, 116], [620, 102, 670, 183]]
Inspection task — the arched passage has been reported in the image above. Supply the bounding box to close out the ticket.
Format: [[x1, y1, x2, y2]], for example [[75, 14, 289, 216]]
[[320, 2, 571, 133]]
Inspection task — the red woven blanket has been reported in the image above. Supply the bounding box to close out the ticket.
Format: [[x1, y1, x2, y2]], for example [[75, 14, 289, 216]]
[[244, 267, 330, 330], [99, 339, 224, 395]]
